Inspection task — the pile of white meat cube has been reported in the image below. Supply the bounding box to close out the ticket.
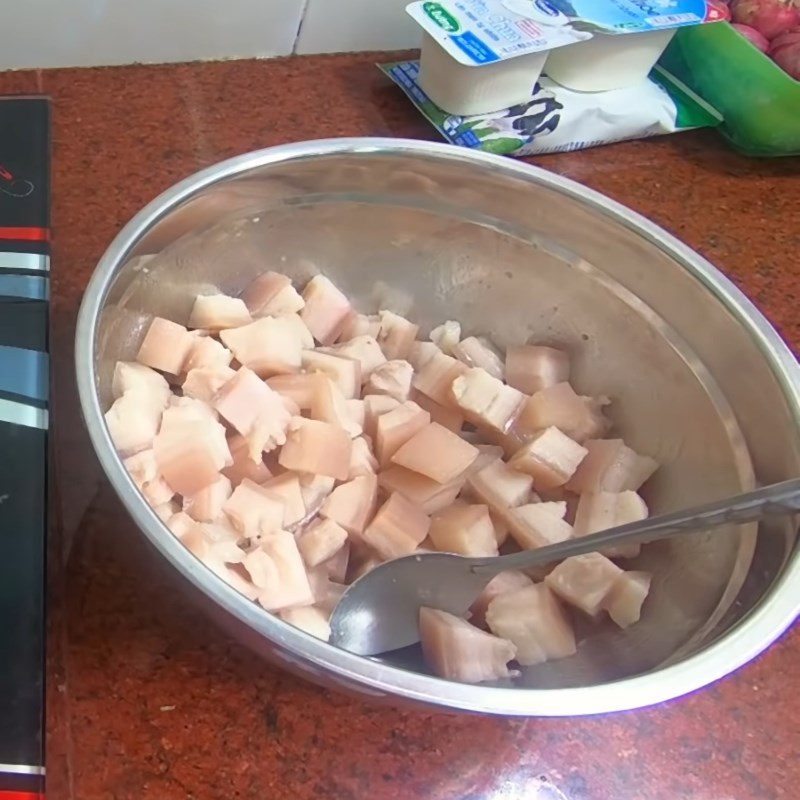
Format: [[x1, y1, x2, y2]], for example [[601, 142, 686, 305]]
[[106, 271, 658, 685]]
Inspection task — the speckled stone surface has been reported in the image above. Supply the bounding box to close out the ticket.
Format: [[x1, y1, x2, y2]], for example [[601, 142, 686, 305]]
[[2, 53, 798, 800]]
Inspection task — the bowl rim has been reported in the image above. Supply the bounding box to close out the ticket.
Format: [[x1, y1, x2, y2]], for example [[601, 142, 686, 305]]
[[75, 137, 800, 715]]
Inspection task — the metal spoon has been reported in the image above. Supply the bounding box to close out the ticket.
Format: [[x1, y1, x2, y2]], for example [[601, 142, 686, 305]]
[[330, 478, 800, 656]]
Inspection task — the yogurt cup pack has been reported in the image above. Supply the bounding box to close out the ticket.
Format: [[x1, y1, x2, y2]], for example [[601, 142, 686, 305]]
[[407, 0, 728, 114]]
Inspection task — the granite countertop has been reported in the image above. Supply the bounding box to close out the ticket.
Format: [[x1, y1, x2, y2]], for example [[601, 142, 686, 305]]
[[2, 52, 798, 800]]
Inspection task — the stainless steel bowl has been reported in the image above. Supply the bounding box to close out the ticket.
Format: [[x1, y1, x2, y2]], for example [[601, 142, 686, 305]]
[[75, 138, 800, 715]]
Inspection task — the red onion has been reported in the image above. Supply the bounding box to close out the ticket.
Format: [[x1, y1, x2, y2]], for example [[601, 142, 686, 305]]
[[732, 22, 770, 49], [769, 26, 800, 79], [731, 0, 800, 39]]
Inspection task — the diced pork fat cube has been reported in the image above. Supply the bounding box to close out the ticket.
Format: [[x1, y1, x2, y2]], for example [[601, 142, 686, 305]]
[[322, 541, 350, 584], [282, 314, 315, 349], [242, 271, 304, 316], [310, 377, 362, 438], [187, 294, 252, 330], [466, 459, 534, 517], [223, 478, 285, 536], [320, 474, 378, 538], [348, 435, 378, 479], [419, 607, 517, 684], [411, 390, 464, 433], [469, 570, 533, 628], [450, 368, 525, 434], [507, 502, 574, 550], [572, 491, 648, 558], [508, 426, 588, 490], [182, 365, 236, 403], [136, 316, 194, 375], [566, 439, 658, 494], [479, 426, 533, 458], [253, 531, 315, 611], [378, 467, 464, 515], [514, 383, 610, 444], [183, 474, 233, 523], [221, 433, 273, 486], [261, 473, 306, 527], [374, 400, 430, 466], [407, 340, 441, 371], [301, 350, 361, 399], [123, 449, 174, 505], [347, 398, 365, 430], [184, 335, 233, 372], [300, 275, 352, 345], [153, 415, 231, 496], [429, 504, 498, 557], [364, 359, 414, 402], [278, 417, 352, 481], [298, 518, 348, 568], [112, 361, 171, 406], [219, 316, 303, 377], [413, 350, 468, 407], [363, 394, 401, 440], [105, 392, 164, 456], [429, 320, 460, 355], [167, 511, 212, 558], [266, 373, 322, 410], [468, 444, 505, 476], [377, 310, 419, 360], [490, 512, 510, 548], [297, 473, 336, 521], [346, 541, 385, 583], [153, 500, 180, 523], [279, 606, 331, 641], [485, 584, 576, 665], [163, 395, 218, 424], [602, 571, 651, 628], [391, 422, 478, 484], [544, 553, 623, 617], [505, 345, 569, 395], [363, 492, 431, 560], [337, 312, 381, 342], [452, 337, 505, 381], [327, 335, 386, 380]]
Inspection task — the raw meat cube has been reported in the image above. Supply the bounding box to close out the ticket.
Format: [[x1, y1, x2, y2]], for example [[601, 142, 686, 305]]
[[152, 500, 180, 523], [279, 606, 331, 641], [505, 345, 569, 395], [266, 373, 322, 410], [429, 504, 498, 557], [603, 571, 651, 628], [123, 449, 174, 505], [468, 444, 505, 476], [261, 473, 306, 527], [105, 392, 164, 456], [413, 350, 468, 407], [363, 394, 401, 440], [278, 417, 352, 481], [347, 398, 365, 430], [408, 340, 441, 371], [544, 553, 623, 617], [346, 541, 385, 583], [378, 467, 465, 515], [136, 316, 194, 374], [377, 310, 419, 360], [327, 335, 386, 379], [282, 314, 315, 349], [374, 400, 430, 466], [255, 531, 315, 611], [429, 320, 460, 355], [450, 368, 525, 433], [182, 365, 236, 403], [220, 316, 303, 377], [320, 475, 378, 537], [298, 518, 348, 568], [348, 436, 378, 479], [508, 426, 588, 490], [419, 607, 517, 684], [337, 312, 381, 342], [301, 349, 361, 398], [466, 459, 534, 515], [322, 541, 350, 584], [183, 474, 233, 523], [566, 439, 658, 494], [242, 271, 304, 316], [489, 511, 510, 548], [391, 422, 478, 484], [223, 478, 285, 536], [452, 336, 505, 381], [300, 275, 352, 345], [310, 377, 362, 438], [187, 294, 252, 330], [364, 359, 414, 402], [221, 433, 273, 486], [411, 390, 464, 433], [184, 335, 233, 371], [363, 492, 431, 560], [507, 502, 574, 550], [572, 491, 648, 558], [514, 383, 609, 443], [485, 584, 576, 665], [469, 570, 533, 628], [297, 473, 336, 520], [167, 512, 211, 558], [111, 361, 171, 405]]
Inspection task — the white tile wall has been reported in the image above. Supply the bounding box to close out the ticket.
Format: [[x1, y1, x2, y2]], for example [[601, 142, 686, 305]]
[[296, 0, 421, 54]]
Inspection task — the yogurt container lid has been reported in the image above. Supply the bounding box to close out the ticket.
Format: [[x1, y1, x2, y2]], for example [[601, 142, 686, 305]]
[[407, 0, 728, 66]]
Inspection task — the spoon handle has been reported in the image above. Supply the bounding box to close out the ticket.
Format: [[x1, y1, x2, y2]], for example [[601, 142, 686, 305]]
[[471, 477, 800, 578]]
